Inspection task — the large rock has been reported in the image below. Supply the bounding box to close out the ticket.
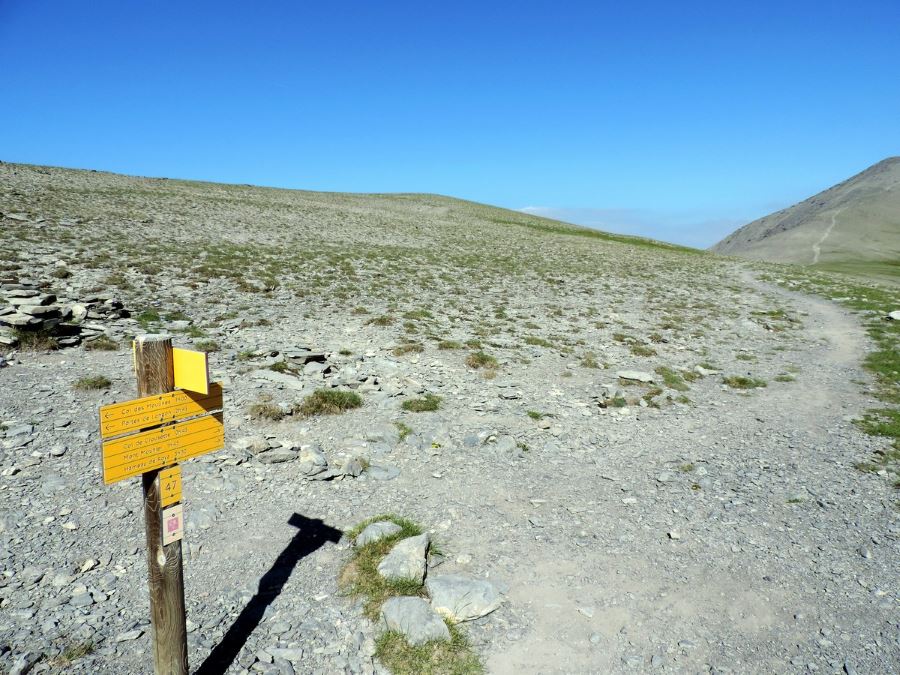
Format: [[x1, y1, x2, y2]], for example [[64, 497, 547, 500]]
[[425, 575, 502, 621], [298, 445, 327, 476], [377, 533, 429, 583], [616, 370, 654, 383], [888, 310, 900, 321], [355, 520, 402, 547], [381, 597, 450, 645]]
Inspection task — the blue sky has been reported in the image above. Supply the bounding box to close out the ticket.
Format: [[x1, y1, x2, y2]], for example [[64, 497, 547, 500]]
[[2, 1, 899, 247]]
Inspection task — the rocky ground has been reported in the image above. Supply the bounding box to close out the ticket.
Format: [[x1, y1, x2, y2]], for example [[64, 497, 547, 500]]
[[0, 162, 898, 674]]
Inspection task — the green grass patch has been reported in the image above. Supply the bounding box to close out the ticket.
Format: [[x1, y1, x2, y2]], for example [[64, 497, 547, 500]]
[[655, 366, 689, 392], [193, 339, 220, 352], [83, 335, 118, 351], [296, 389, 363, 416], [73, 375, 111, 390], [375, 623, 483, 675], [465, 351, 497, 369], [395, 421, 413, 441], [12, 329, 58, 351], [526, 410, 546, 420], [524, 335, 553, 347], [630, 344, 656, 357], [580, 351, 599, 368], [438, 340, 463, 350], [393, 342, 424, 356], [722, 375, 767, 389], [248, 401, 285, 421], [340, 515, 482, 673], [402, 394, 442, 412], [368, 315, 394, 326]]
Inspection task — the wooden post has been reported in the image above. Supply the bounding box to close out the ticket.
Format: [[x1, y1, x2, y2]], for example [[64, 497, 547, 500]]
[[134, 334, 189, 675]]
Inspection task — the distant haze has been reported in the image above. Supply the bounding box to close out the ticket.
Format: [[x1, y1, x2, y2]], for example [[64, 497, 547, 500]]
[[519, 207, 754, 249]]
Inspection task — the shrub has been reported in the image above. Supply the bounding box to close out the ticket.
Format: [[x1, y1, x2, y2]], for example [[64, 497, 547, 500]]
[[722, 375, 767, 389], [401, 394, 442, 412], [466, 351, 497, 369], [296, 389, 363, 416], [74, 375, 111, 390], [84, 335, 118, 351]]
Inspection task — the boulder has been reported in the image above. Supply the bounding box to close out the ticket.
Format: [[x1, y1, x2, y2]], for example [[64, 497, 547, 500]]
[[381, 597, 450, 645], [377, 533, 429, 583], [425, 574, 502, 621], [355, 520, 402, 547]]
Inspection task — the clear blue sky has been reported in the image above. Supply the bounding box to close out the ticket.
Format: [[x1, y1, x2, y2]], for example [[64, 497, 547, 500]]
[[2, 1, 899, 247]]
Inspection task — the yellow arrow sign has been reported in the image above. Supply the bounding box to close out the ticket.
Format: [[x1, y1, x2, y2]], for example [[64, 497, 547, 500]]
[[99, 383, 223, 439], [101, 413, 224, 484]]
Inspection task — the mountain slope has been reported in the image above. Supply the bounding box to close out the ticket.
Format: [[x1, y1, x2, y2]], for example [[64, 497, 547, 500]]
[[711, 157, 900, 269]]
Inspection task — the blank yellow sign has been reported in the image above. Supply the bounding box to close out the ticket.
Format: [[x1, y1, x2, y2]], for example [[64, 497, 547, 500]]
[[173, 347, 209, 395]]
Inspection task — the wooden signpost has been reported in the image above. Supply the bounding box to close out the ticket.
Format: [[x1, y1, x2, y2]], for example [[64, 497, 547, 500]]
[[99, 335, 225, 675]]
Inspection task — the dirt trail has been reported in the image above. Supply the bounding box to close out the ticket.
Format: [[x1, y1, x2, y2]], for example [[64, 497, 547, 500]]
[[486, 272, 895, 674], [812, 209, 841, 264]]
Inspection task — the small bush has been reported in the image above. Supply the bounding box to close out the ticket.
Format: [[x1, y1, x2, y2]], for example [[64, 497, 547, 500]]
[[437, 340, 463, 350], [367, 315, 394, 326], [13, 329, 58, 351], [84, 335, 118, 351], [630, 344, 656, 357], [466, 351, 497, 369], [395, 421, 413, 441], [526, 410, 545, 420], [249, 401, 285, 421], [524, 335, 553, 347], [194, 340, 220, 353], [580, 351, 599, 368], [74, 375, 111, 390], [402, 394, 442, 412], [393, 343, 424, 356], [655, 366, 689, 392], [722, 375, 767, 389], [375, 625, 483, 675], [296, 389, 363, 416]]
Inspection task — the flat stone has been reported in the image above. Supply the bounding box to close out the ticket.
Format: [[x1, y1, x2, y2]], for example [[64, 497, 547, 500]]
[[425, 574, 502, 621], [250, 369, 306, 390], [0, 313, 42, 328], [366, 464, 400, 481], [257, 448, 298, 464], [616, 370, 654, 383], [116, 629, 143, 642], [355, 521, 402, 547], [887, 310, 900, 321], [381, 596, 450, 645], [378, 533, 429, 583]]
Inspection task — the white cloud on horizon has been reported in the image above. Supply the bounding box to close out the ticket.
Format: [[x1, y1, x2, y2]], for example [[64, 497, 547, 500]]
[[519, 206, 752, 249]]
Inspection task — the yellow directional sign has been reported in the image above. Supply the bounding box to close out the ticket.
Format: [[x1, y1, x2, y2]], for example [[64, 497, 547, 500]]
[[159, 465, 182, 507], [99, 383, 223, 439], [101, 413, 224, 484], [173, 347, 210, 395]]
